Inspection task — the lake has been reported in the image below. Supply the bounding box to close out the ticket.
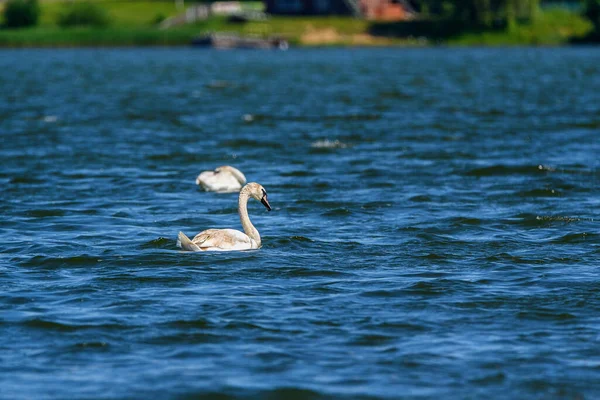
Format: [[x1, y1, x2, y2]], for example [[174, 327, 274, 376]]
[[1, 47, 599, 399]]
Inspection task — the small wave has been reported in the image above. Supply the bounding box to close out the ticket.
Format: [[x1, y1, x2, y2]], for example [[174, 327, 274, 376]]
[[449, 216, 483, 226], [145, 332, 226, 345], [378, 88, 413, 99], [322, 208, 351, 217], [310, 139, 349, 149], [166, 318, 212, 329], [19, 255, 101, 268], [204, 80, 236, 89], [517, 310, 576, 321], [535, 215, 588, 224], [26, 209, 66, 218], [409, 195, 431, 202], [349, 333, 396, 346], [403, 280, 472, 296], [465, 164, 553, 177], [418, 253, 446, 260], [24, 319, 77, 331], [483, 252, 541, 264], [365, 181, 395, 188], [407, 281, 451, 295], [71, 341, 110, 350], [518, 188, 561, 197], [289, 236, 314, 243], [361, 201, 393, 210], [313, 181, 331, 189], [360, 168, 387, 178], [23, 318, 123, 332], [361, 289, 404, 298], [139, 237, 174, 249], [112, 211, 133, 218], [239, 113, 270, 123], [252, 388, 325, 400], [551, 232, 597, 244], [280, 170, 316, 177], [9, 175, 45, 184], [504, 213, 545, 227], [221, 321, 288, 333], [377, 321, 430, 332], [221, 139, 283, 149], [146, 152, 210, 163], [469, 372, 506, 385], [271, 236, 317, 253], [537, 164, 556, 172], [295, 199, 348, 208], [324, 113, 380, 121], [276, 266, 349, 278]]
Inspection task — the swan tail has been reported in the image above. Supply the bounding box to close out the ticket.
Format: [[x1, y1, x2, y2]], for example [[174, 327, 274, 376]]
[[177, 231, 202, 252]]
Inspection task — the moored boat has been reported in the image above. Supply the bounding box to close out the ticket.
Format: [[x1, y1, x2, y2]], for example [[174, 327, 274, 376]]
[[192, 33, 289, 50]]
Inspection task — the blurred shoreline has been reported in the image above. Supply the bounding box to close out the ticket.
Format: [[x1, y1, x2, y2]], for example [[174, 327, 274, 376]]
[[0, 3, 598, 48]]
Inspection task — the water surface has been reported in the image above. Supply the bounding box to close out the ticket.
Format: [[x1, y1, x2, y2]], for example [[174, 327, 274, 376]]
[[1, 47, 599, 399]]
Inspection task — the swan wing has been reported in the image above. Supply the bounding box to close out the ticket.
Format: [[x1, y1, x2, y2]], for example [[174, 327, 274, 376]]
[[177, 231, 202, 251], [192, 229, 256, 251], [196, 171, 243, 193]]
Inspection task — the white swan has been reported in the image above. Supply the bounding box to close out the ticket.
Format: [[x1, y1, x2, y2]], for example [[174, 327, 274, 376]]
[[195, 165, 246, 193], [178, 182, 271, 252]]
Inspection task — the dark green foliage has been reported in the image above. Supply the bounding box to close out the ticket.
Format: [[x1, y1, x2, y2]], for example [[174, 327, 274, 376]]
[[369, 18, 494, 39], [57, 2, 111, 28], [584, 0, 600, 27], [410, 0, 539, 26], [3, 0, 40, 28], [152, 13, 166, 26]]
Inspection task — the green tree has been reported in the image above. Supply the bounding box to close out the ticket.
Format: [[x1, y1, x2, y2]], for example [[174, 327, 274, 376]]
[[3, 0, 40, 28], [505, 0, 517, 29]]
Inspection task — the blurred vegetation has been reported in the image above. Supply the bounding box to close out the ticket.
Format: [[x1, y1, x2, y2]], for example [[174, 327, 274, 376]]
[[375, 0, 591, 44], [579, 0, 600, 40], [586, 0, 600, 25], [0, 0, 596, 46], [447, 7, 592, 45], [57, 2, 111, 28], [2, 0, 40, 28], [412, 0, 541, 28]]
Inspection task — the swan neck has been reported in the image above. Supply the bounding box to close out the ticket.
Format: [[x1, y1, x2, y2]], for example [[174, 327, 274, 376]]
[[229, 168, 246, 185], [238, 189, 260, 246]]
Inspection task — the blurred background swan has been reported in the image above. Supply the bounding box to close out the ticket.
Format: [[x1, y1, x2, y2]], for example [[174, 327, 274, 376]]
[[196, 165, 246, 193], [178, 182, 271, 252]]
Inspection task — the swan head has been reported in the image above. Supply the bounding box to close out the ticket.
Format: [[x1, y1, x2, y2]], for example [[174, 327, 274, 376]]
[[244, 182, 271, 211]]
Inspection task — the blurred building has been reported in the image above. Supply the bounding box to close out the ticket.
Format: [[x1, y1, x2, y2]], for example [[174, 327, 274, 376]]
[[264, 0, 416, 20], [160, 1, 266, 29]]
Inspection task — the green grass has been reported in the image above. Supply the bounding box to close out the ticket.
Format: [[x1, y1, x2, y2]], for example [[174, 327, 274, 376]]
[[0, 26, 200, 47], [36, 0, 182, 27], [0, 17, 259, 47]]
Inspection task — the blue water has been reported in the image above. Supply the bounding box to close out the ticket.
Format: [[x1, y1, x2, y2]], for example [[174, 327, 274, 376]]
[[1, 47, 599, 399]]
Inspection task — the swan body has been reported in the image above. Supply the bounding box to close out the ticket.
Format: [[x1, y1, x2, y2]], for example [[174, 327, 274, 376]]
[[178, 182, 271, 252], [196, 165, 246, 193]]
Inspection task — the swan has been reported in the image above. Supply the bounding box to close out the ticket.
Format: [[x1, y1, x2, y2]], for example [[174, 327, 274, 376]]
[[177, 182, 271, 252], [196, 165, 246, 193]]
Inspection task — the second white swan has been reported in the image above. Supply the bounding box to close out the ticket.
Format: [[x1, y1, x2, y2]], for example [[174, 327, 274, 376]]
[[178, 182, 271, 252], [196, 165, 246, 193]]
